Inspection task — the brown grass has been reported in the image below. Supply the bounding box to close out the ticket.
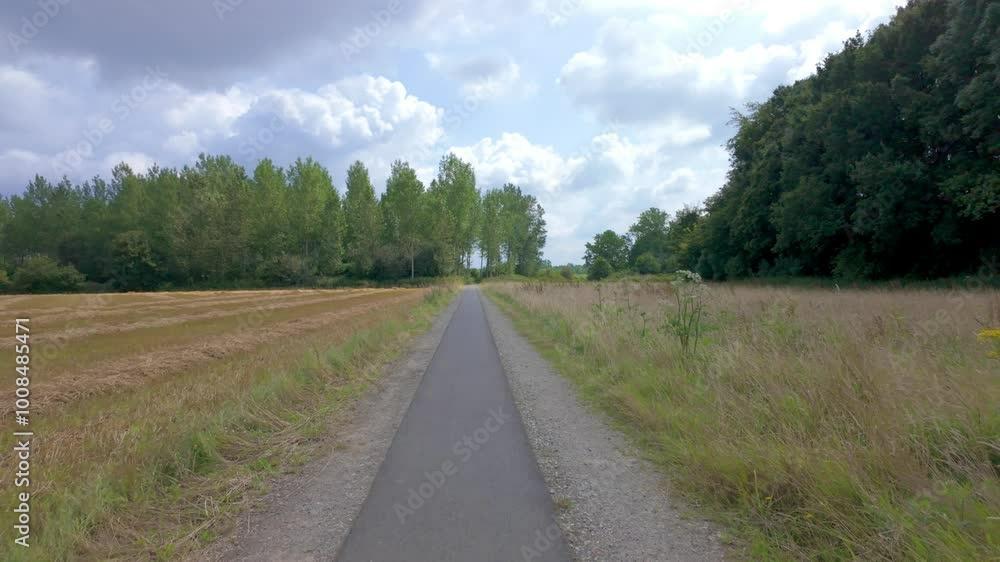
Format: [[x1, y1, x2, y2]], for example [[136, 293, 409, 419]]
[[487, 280, 1000, 560]]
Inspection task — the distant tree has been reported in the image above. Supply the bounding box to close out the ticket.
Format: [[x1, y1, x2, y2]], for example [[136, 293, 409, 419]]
[[343, 161, 381, 276], [635, 253, 660, 275], [433, 154, 479, 271], [584, 230, 630, 271], [110, 230, 159, 291], [256, 255, 313, 287], [317, 191, 344, 276], [382, 161, 425, 278], [628, 208, 669, 266], [479, 189, 503, 275], [0, 151, 549, 288], [587, 256, 613, 281], [12, 256, 84, 293]]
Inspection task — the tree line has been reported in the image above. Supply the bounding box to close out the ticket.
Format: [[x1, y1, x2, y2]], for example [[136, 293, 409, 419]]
[[586, 0, 998, 280], [0, 153, 547, 292]]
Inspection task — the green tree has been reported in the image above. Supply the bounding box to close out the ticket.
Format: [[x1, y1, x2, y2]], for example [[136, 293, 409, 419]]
[[584, 230, 630, 271], [587, 256, 612, 281], [479, 189, 503, 276], [287, 157, 335, 267], [628, 208, 669, 266], [635, 253, 660, 275], [433, 154, 479, 271], [382, 161, 425, 278], [344, 161, 381, 277], [110, 230, 159, 291], [12, 256, 85, 293], [250, 159, 290, 261]]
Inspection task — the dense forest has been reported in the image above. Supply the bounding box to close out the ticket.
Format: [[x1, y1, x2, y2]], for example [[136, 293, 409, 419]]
[[0, 154, 547, 292], [586, 0, 998, 280]]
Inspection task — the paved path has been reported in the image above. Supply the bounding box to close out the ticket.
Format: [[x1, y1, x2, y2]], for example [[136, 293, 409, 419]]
[[337, 288, 571, 562]]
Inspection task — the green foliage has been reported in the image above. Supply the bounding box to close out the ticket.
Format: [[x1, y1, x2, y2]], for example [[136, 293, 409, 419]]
[[110, 230, 159, 291], [587, 256, 613, 281], [0, 152, 547, 292], [12, 256, 85, 293], [584, 230, 630, 271], [381, 160, 425, 278], [635, 253, 660, 275], [662, 270, 707, 355], [478, 183, 547, 278], [256, 255, 314, 287], [344, 161, 380, 277], [603, 0, 999, 282], [628, 208, 669, 266], [559, 265, 575, 280]]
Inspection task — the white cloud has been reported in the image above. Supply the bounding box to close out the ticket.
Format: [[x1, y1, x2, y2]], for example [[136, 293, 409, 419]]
[[163, 131, 200, 156], [164, 87, 254, 136], [102, 151, 157, 174], [450, 132, 585, 193], [558, 17, 801, 124], [0, 59, 446, 193]]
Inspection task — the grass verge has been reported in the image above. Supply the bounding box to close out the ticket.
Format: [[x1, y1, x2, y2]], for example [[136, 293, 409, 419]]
[[1, 286, 456, 561], [485, 283, 999, 561]]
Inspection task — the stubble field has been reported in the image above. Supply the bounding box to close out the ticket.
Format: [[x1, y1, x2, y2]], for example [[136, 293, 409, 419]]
[[0, 287, 452, 560]]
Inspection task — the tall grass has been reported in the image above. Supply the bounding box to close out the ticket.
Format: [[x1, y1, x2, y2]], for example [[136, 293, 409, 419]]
[[486, 281, 999, 560]]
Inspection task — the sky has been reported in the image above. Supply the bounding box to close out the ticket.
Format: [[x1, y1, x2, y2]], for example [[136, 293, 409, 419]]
[[0, 0, 907, 265]]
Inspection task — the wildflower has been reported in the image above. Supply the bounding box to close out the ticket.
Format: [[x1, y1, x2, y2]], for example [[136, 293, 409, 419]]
[[979, 328, 1000, 359]]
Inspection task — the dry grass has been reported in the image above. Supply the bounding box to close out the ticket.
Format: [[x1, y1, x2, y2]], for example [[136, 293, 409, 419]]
[[487, 280, 1000, 560], [0, 287, 455, 561]]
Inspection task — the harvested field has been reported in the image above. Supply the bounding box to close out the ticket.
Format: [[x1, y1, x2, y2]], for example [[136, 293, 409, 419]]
[[0, 289, 417, 413], [0, 286, 453, 561]]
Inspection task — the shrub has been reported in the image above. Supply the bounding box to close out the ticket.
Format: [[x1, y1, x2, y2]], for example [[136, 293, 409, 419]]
[[256, 255, 314, 287], [560, 266, 574, 281], [12, 256, 85, 294], [587, 257, 613, 281], [0, 269, 9, 292], [635, 253, 660, 275]]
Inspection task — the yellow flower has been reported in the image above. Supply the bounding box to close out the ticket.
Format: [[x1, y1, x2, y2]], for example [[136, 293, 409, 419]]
[[980, 328, 1000, 359]]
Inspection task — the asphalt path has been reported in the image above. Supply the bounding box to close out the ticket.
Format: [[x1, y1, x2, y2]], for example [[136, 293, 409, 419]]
[[336, 287, 571, 562]]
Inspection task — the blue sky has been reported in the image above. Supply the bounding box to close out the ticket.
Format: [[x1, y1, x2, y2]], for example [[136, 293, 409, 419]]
[[0, 0, 906, 264]]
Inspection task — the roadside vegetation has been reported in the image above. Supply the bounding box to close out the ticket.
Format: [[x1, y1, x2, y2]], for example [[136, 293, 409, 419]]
[[486, 280, 999, 560], [0, 286, 456, 560]]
